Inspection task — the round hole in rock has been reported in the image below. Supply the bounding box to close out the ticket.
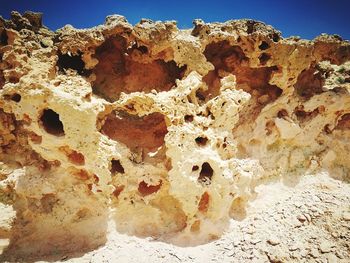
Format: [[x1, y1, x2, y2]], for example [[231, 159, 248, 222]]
[[259, 41, 269, 50], [3, 93, 21, 102], [11, 93, 21, 102], [192, 165, 199, 171], [40, 109, 65, 136], [57, 51, 88, 76], [184, 114, 194, 122], [277, 109, 288, 118], [111, 159, 125, 174], [259, 53, 271, 65], [272, 33, 280, 42], [195, 136, 208, 146], [198, 162, 214, 184]]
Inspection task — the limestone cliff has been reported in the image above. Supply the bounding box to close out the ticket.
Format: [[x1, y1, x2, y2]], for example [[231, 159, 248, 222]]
[[0, 11, 349, 259]]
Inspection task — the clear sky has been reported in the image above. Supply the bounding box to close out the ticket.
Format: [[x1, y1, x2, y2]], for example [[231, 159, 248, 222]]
[[0, 0, 349, 40]]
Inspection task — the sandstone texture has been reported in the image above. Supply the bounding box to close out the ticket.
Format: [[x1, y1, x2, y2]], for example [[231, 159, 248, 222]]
[[0, 11, 350, 262]]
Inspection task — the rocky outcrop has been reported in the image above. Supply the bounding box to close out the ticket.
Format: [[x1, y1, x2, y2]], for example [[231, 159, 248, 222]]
[[0, 11, 349, 260]]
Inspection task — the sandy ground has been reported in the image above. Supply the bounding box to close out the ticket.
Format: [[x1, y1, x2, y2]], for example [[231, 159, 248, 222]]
[[14, 171, 347, 263]]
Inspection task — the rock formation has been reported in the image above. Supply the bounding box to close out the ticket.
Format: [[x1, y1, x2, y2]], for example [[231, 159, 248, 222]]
[[0, 11, 349, 260]]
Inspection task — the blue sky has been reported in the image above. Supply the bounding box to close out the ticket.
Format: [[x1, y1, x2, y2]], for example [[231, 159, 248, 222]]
[[0, 0, 349, 40]]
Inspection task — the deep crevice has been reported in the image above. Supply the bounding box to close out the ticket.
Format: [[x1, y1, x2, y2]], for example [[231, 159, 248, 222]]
[[0, 30, 8, 46]]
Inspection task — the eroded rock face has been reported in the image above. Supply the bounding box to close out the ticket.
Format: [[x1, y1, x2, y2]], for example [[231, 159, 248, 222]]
[[0, 11, 350, 259]]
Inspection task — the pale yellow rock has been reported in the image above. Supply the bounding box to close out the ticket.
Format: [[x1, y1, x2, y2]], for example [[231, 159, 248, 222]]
[[0, 11, 350, 260]]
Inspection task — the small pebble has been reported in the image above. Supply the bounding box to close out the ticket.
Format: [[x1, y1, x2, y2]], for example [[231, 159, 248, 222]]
[[267, 237, 280, 246], [326, 253, 338, 263], [342, 212, 350, 221], [319, 241, 333, 253], [297, 214, 307, 222]]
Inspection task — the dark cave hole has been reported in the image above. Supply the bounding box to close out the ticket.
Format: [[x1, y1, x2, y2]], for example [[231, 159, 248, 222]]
[[111, 159, 125, 174], [0, 30, 8, 46], [184, 114, 194, 122], [192, 165, 199, 171], [10, 93, 21, 102], [57, 51, 89, 76], [198, 162, 214, 185], [195, 136, 208, 146], [259, 41, 269, 50], [259, 53, 271, 65], [3, 93, 21, 102], [271, 33, 280, 42], [40, 109, 65, 136]]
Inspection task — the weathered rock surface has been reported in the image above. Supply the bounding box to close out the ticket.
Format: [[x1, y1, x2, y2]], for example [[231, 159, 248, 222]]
[[0, 11, 349, 261]]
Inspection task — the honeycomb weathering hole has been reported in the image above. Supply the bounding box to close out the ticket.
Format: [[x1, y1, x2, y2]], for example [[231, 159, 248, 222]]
[[336, 113, 350, 130], [40, 109, 65, 136], [101, 111, 168, 152], [10, 93, 21, 102], [198, 162, 214, 184], [92, 37, 186, 101], [110, 159, 125, 174], [57, 51, 88, 75], [59, 146, 85, 165], [259, 41, 269, 50], [195, 136, 208, 146], [294, 67, 324, 99], [203, 40, 282, 104], [138, 180, 162, 196]]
